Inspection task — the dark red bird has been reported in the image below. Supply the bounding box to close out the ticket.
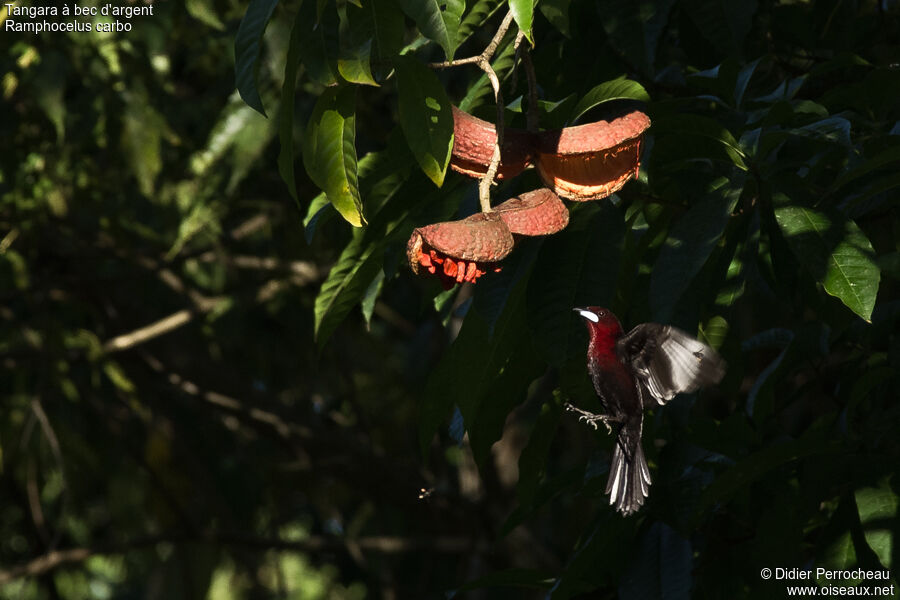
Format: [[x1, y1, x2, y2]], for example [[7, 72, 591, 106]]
[[571, 307, 725, 516]]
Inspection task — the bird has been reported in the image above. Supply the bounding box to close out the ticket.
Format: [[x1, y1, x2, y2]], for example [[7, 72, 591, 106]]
[[570, 306, 726, 516]]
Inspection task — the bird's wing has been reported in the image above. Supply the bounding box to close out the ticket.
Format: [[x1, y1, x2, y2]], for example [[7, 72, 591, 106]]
[[616, 323, 725, 405]]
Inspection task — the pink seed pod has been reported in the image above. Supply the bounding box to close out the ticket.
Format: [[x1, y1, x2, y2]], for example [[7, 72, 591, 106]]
[[535, 110, 651, 201], [493, 188, 569, 236]]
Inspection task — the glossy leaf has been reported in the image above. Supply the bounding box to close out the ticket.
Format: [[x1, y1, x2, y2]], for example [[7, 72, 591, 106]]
[[394, 55, 454, 187], [509, 0, 534, 45], [396, 0, 461, 60], [314, 230, 384, 344], [854, 481, 897, 569], [775, 205, 880, 322], [234, 0, 279, 116], [303, 86, 365, 227], [570, 77, 651, 123], [337, 3, 378, 86]]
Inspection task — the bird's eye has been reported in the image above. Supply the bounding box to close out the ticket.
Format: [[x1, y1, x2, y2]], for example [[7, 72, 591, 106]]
[[597, 310, 605, 317]]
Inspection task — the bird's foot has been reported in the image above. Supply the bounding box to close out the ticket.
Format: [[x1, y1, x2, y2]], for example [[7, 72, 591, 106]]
[[564, 402, 614, 434]]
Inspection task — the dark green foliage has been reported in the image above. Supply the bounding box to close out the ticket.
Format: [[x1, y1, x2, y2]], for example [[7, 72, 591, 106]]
[[1, 0, 898, 597]]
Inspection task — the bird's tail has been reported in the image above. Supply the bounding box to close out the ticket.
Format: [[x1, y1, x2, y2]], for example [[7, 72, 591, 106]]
[[606, 429, 651, 516]]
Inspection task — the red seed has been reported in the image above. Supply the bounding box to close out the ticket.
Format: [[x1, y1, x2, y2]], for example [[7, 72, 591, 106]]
[[465, 262, 477, 282], [444, 260, 457, 277]]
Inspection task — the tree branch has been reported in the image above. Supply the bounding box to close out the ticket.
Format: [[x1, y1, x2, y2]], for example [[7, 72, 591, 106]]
[[429, 11, 516, 213]]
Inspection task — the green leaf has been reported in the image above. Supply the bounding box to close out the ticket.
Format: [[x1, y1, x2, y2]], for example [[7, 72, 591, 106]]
[[313, 233, 382, 346], [774, 205, 880, 322], [296, 0, 340, 86], [396, 0, 461, 60], [394, 55, 454, 187], [653, 113, 748, 170], [121, 87, 163, 198], [458, 0, 506, 45], [733, 57, 760, 108], [302, 86, 365, 227], [570, 77, 651, 123], [360, 269, 385, 329], [854, 480, 897, 569], [368, 0, 406, 80], [186, 0, 225, 30], [509, 0, 534, 45], [234, 0, 279, 116], [315, 162, 451, 347], [650, 183, 740, 322], [526, 203, 625, 368], [539, 0, 570, 37], [338, 3, 378, 86], [277, 5, 305, 203]]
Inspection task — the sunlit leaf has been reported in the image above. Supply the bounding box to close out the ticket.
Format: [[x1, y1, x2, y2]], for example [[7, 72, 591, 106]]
[[394, 55, 454, 187], [775, 205, 880, 322], [570, 77, 651, 123], [396, 0, 461, 60], [303, 86, 365, 227], [338, 3, 378, 86], [855, 480, 897, 569], [509, 0, 534, 45]]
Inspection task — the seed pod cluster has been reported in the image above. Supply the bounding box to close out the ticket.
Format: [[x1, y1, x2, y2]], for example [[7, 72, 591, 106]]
[[408, 105, 650, 287], [407, 213, 512, 289]]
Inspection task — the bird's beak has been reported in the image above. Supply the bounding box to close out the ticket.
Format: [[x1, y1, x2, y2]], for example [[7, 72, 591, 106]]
[[573, 308, 599, 323]]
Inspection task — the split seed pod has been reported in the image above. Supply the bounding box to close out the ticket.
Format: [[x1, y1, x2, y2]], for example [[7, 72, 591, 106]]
[[450, 106, 535, 180], [493, 188, 569, 237], [536, 110, 651, 201], [407, 212, 514, 289]]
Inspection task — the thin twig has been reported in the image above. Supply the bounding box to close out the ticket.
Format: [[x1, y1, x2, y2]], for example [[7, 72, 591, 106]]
[[428, 11, 515, 70], [102, 308, 199, 354], [29, 398, 68, 551], [140, 353, 314, 443]]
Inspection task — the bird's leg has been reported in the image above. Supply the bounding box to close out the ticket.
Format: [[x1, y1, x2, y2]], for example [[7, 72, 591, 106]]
[[564, 402, 617, 434]]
